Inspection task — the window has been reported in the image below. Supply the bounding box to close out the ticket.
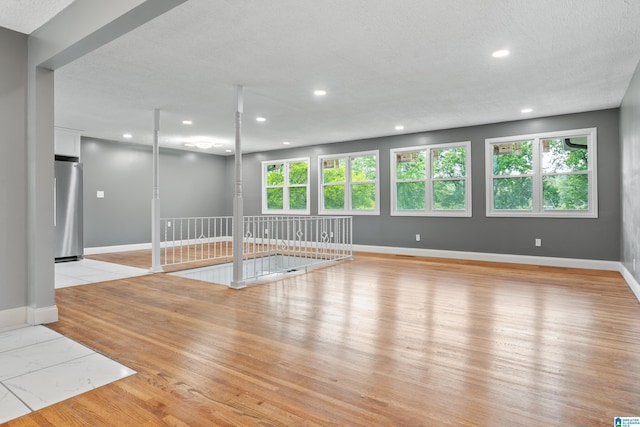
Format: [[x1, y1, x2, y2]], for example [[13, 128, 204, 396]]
[[391, 141, 471, 216], [485, 128, 597, 217], [319, 150, 379, 215], [262, 158, 310, 214]]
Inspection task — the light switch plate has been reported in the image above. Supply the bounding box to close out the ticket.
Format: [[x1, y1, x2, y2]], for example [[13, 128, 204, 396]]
[[97, 190, 104, 198]]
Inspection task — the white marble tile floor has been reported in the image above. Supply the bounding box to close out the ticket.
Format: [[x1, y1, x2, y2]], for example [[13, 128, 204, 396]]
[[55, 258, 149, 288], [0, 260, 144, 423], [0, 326, 136, 423]]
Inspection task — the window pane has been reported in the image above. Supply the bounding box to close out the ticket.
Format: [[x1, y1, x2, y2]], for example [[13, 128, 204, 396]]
[[289, 161, 308, 185], [542, 137, 588, 173], [433, 180, 465, 210], [323, 159, 345, 183], [323, 185, 344, 209], [397, 182, 425, 210], [351, 183, 376, 210], [543, 174, 589, 210], [396, 151, 426, 180], [266, 163, 284, 186], [288, 186, 307, 210], [432, 147, 466, 178], [492, 141, 533, 176], [493, 177, 532, 210], [351, 155, 377, 181], [266, 187, 284, 209]]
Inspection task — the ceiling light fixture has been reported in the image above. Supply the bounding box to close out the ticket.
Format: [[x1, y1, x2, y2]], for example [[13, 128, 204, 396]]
[[213, 143, 223, 148], [314, 89, 327, 96], [182, 120, 193, 125], [184, 143, 196, 147], [256, 117, 267, 122], [194, 142, 213, 149], [123, 133, 133, 139], [395, 125, 405, 131], [225, 149, 233, 153], [283, 141, 291, 145], [492, 49, 510, 58], [521, 108, 533, 113]]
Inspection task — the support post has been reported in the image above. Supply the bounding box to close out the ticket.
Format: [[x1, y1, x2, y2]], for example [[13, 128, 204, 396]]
[[150, 108, 162, 272], [231, 85, 246, 289]]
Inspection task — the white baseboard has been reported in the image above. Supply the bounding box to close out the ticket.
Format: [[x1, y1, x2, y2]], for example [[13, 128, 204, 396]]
[[0, 305, 58, 330], [620, 264, 640, 302], [0, 306, 28, 331], [84, 242, 152, 255], [352, 244, 621, 271], [85, 237, 233, 255], [26, 305, 59, 325]]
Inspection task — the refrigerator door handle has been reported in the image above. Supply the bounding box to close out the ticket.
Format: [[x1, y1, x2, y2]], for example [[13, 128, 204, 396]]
[[54, 177, 57, 226]]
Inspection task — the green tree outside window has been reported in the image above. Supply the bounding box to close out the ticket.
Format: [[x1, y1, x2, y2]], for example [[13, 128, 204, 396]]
[[264, 159, 309, 212]]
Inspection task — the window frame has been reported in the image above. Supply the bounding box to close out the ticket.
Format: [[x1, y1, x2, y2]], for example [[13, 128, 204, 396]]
[[318, 150, 380, 215], [485, 127, 598, 218], [261, 157, 310, 215], [390, 141, 472, 217]]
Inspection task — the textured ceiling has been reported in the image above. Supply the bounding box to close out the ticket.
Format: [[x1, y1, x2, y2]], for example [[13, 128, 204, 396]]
[[0, 0, 75, 34], [43, 0, 640, 153]]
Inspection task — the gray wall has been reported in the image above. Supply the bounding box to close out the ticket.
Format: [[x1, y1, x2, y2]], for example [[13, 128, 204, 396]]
[[0, 28, 28, 311], [235, 109, 620, 261], [621, 60, 640, 282], [82, 138, 228, 247]]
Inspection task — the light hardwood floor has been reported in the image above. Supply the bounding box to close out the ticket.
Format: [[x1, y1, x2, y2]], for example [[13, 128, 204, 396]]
[[8, 253, 640, 426]]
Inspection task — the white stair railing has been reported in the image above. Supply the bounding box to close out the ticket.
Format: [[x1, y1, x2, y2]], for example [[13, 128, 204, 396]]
[[160, 216, 233, 266], [160, 215, 352, 281]]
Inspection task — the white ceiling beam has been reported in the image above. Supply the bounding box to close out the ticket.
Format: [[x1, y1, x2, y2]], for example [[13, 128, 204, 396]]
[[29, 0, 187, 70]]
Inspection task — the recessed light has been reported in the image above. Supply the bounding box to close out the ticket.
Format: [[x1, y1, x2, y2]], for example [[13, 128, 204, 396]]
[[395, 125, 404, 131], [283, 141, 291, 145], [225, 149, 233, 153], [492, 49, 510, 58], [184, 143, 196, 147], [314, 89, 327, 96], [213, 143, 223, 148], [256, 117, 267, 122], [123, 133, 133, 139], [182, 120, 193, 125], [521, 108, 533, 113]]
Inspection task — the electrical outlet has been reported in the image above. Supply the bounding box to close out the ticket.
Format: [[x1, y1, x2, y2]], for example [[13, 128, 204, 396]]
[[535, 238, 542, 247], [416, 234, 421, 242], [167, 221, 171, 228], [264, 229, 269, 235], [330, 232, 334, 238]]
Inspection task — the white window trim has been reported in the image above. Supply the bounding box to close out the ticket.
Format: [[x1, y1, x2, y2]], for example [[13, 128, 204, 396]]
[[261, 157, 310, 215], [390, 141, 472, 217], [318, 150, 380, 215], [485, 127, 598, 218]]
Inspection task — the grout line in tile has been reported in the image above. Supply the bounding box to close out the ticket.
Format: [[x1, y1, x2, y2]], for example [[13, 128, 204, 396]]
[[0, 335, 64, 357], [0, 349, 99, 383], [1, 380, 35, 413]]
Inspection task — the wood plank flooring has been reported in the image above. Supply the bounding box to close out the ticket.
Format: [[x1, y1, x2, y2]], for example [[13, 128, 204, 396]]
[[9, 253, 640, 426]]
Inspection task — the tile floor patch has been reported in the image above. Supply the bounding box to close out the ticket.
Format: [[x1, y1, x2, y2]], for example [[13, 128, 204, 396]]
[[0, 337, 94, 381], [0, 325, 62, 354], [0, 384, 31, 424], [55, 259, 149, 289], [0, 326, 136, 422], [4, 353, 136, 411]]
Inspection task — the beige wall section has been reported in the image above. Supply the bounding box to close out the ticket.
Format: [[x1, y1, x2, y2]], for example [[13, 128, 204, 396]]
[[0, 0, 188, 329]]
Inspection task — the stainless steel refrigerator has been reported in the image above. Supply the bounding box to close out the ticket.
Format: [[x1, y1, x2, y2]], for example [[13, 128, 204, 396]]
[[54, 159, 83, 261]]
